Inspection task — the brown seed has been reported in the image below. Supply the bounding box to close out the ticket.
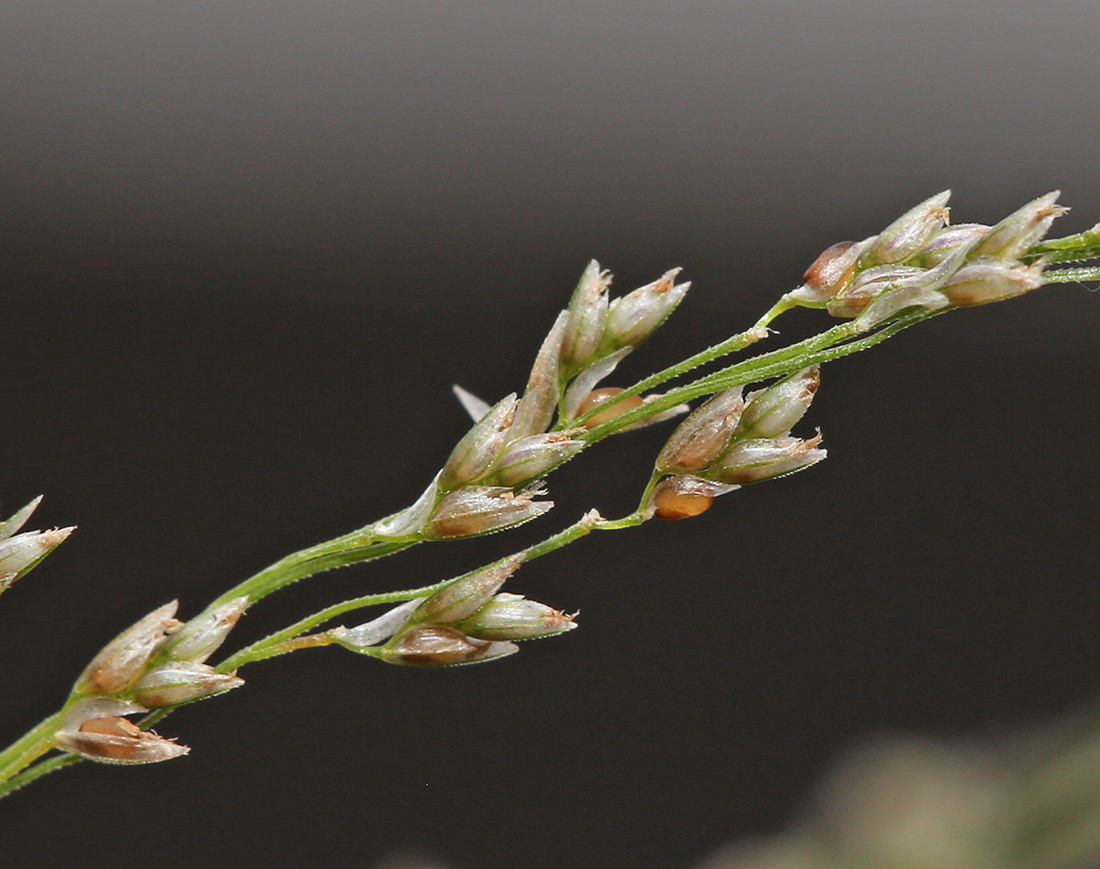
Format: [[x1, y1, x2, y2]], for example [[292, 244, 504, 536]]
[[79, 716, 142, 738], [652, 477, 715, 520], [427, 514, 492, 539], [71, 716, 148, 761], [577, 388, 645, 428], [654, 490, 713, 520]]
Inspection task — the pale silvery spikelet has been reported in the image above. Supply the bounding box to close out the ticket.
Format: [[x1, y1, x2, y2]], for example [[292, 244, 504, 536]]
[[75, 602, 183, 695]]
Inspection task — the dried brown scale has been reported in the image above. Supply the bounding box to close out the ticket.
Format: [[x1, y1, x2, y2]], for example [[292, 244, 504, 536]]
[[386, 625, 491, 666], [57, 715, 188, 764], [69, 720, 148, 762], [802, 368, 820, 400]]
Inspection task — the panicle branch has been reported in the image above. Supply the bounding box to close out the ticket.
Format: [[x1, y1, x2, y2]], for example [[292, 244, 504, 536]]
[[1, 189, 1096, 796]]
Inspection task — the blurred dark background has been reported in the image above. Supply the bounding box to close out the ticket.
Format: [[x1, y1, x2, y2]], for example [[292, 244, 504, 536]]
[[2, 2, 1099, 867]]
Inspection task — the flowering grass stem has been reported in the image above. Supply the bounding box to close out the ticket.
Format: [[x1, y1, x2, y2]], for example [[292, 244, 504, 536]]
[[2, 190, 1097, 801]]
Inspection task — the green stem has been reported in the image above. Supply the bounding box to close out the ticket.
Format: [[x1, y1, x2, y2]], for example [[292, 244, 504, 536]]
[[680, 314, 923, 395], [583, 311, 935, 441], [1024, 230, 1100, 265], [206, 535, 414, 612], [219, 499, 662, 669], [220, 510, 623, 668], [633, 470, 664, 516], [0, 753, 80, 800], [1043, 266, 1100, 284], [583, 320, 859, 442], [569, 296, 796, 430], [217, 584, 450, 671], [0, 712, 63, 790]]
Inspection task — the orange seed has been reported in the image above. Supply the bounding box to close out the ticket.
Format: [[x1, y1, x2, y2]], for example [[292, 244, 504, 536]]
[[577, 388, 645, 429], [652, 477, 716, 520]]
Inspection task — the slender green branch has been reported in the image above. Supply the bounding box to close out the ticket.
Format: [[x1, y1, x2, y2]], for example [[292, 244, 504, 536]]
[[1024, 230, 1100, 265], [684, 313, 930, 395], [217, 584, 449, 671], [1043, 267, 1100, 284], [583, 321, 861, 442], [569, 297, 797, 430], [0, 712, 62, 787], [584, 313, 931, 442], [219, 509, 630, 669], [206, 535, 414, 612], [0, 753, 80, 800]]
